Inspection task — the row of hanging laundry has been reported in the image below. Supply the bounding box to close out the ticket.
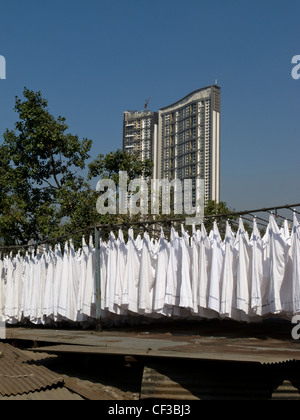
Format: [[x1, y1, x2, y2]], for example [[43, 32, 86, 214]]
[[0, 213, 300, 325]]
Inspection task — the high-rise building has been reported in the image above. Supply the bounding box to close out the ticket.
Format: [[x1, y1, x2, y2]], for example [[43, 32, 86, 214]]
[[123, 85, 221, 207], [156, 85, 221, 204], [123, 110, 158, 163]]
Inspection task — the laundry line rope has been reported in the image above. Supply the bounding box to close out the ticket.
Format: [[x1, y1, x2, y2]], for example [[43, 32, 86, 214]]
[[1, 201, 300, 251]]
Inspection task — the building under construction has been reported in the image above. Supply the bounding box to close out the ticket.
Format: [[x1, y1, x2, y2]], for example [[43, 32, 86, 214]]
[[123, 109, 158, 164]]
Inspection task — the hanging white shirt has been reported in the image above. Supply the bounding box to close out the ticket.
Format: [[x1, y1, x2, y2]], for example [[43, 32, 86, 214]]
[[123, 228, 141, 314], [198, 223, 212, 314], [264, 214, 289, 314], [250, 218, 263, 316], [165, 227, 182, 312], [190, 227, 200, 314], [82, 236, 96, 318], [58, 242, 69, 319], [106, 232, 118, 313], [291, 213, 300, 314], [208, 221, 224, 314], [220, 221, 237, 319], [235, 218, 252, 317], [179, 225, 193, 311], [53, 244, 63, 321], [113, 229, 127, 314], [153, 228, 169, 314], [138, 232, 156, 314], [0, 257, 5, 320], [66, 240, 81, 322], [77, 236, 88, 314], [42, 248, 55, 321]]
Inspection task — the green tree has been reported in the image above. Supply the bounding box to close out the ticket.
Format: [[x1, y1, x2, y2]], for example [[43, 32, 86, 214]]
[[88, 149, 154, 229], [204, 200, 254, 238], [204, 200, 236, 238], [0, 89, 156, 246], [88, 148, 153, 185], [0, 87, 97, 246]]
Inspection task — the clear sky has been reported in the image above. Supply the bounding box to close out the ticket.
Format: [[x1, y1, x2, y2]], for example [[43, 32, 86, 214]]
[[0, 0, 299, 212]]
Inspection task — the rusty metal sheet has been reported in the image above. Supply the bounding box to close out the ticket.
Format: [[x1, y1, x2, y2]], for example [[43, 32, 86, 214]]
[[140, 360, 275, 400], [0, 387, 84, 400], [6, 320, 300, 364], [0, 343, 64, 397], [24, 336, 300, 365], [0, 387, 84, 401]]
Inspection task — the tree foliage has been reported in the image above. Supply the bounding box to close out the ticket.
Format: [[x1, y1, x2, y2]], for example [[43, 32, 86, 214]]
[[88, 148, 154, 227], [0, 88, 97, 245], [88, 148, 153, 185]]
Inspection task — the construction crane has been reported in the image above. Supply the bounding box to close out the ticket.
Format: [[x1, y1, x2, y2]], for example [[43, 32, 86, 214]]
[[144, 96, 151, 112]]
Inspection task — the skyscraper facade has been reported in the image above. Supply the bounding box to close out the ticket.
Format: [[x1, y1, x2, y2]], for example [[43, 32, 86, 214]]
[[157, 85, 221, 204], [123, 85, 221, 206], [123, 110, 158, 163]]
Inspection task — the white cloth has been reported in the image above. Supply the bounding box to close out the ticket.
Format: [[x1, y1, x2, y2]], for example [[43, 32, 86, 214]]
[[198, 223, 212, 315], [235, 218, 252, 317], [292, 213, 300, 313], [138, 232, 156, 314], [153, 229, 169, 314], [113, 230, 127, 314], [106, 233, 117, 312], [220, 221, 237, 319], [43, 249, 55, 320], [82, 236, 96, 317], [53, 244, 63, 320], [179, 225, 193, 311], [208, 221, 224, 314], [250, 219, 263, 315], [123, 229, 140, 314], [66, 240, 81, 322], [191, 227, 200, 314], [165, 227, 181, 310], [263, 214, 289, 314], [1, 214, 300, 325], [58, 242, 69, 319]]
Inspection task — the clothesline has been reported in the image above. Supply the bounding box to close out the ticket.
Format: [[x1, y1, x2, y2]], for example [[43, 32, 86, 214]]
[[1, 202, 300, 251], [1, 212, 300, 326]]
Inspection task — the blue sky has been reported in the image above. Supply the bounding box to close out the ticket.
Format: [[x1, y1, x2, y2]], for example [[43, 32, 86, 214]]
[[0, 0, 299, 212]]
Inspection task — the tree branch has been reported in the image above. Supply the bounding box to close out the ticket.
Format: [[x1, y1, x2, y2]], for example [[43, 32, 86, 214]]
[[40, 178, 60, 189], [50, 152, 61, 189]]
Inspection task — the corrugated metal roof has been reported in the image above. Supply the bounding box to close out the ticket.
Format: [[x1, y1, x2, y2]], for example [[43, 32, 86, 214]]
[[5, 345, 139, 400], [0, 387, 84, 400], [140, 360, 275, 400], [141, 358, 300, 400], [0, 343, 64, 397], [6, 320, 300, 365], [5, 321, 300, 400], [0, 387, 84, 401], [63, 376, 137, 400]]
